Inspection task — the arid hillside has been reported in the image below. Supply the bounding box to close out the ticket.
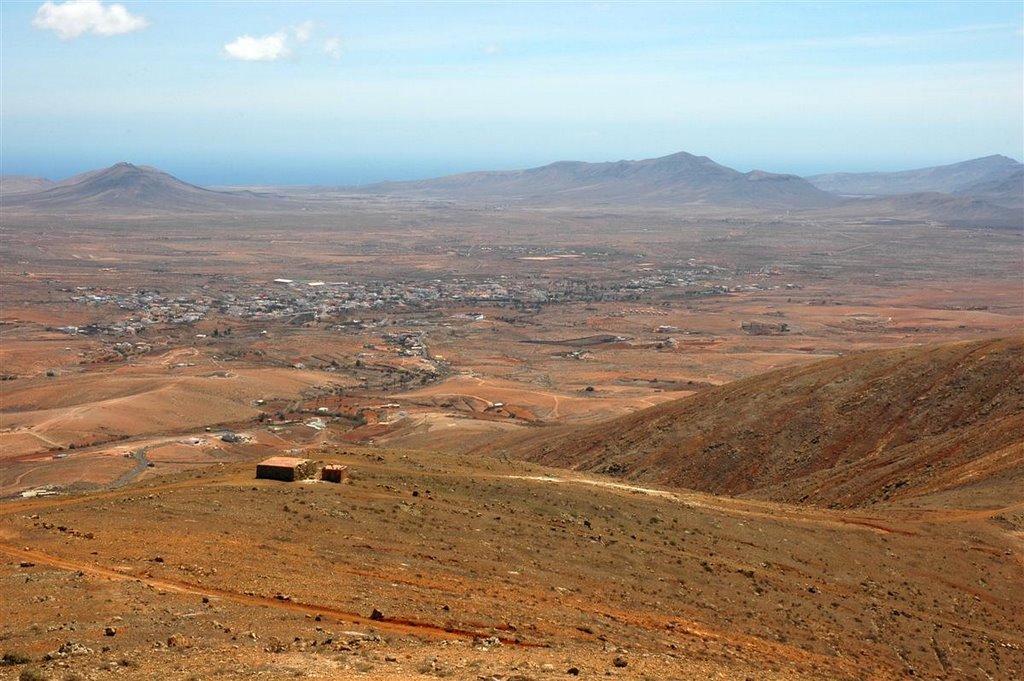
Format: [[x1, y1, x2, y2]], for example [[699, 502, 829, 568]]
[[497, 337, 1024, 508], [1, 448, 1022, 680]]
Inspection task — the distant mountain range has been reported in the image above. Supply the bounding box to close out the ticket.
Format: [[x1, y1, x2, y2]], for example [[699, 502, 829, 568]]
[[806, 154, 1022, 200], [807, 155, 1022, 228], [353, 151, 1020, 226], [359, 151, 837, 208], [1, 162, 275, 213], [2, 153, 1020, 227]]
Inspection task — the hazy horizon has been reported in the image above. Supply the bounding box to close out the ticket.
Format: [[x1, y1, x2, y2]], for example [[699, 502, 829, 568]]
[[3, 149, 1023, 189], [2, 1, 1022, 185]]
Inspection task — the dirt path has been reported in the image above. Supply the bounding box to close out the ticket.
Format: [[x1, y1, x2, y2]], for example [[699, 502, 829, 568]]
[[502, 474, 917, 535], [8, 466, 45, 489], [20, 430, 64, 449], [0, 542, 542, 647]]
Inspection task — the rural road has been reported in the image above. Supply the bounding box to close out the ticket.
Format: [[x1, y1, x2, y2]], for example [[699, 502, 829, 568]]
[[108, 444, 154, 489]]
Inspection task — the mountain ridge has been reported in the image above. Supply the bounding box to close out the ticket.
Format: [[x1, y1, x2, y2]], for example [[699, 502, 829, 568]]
[[357, 151, 839, 208], [5, 154, 1020, 226], [806, 154, 1023, 197]]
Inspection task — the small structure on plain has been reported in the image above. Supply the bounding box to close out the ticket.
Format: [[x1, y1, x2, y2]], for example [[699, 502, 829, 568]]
[[256, 456, 317, 482], [321, 464, 349, 483]]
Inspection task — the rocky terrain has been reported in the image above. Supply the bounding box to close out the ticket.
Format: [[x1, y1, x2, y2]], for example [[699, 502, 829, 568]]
[[1, 441, 1021, 680], [495, 337, 1024, 508]]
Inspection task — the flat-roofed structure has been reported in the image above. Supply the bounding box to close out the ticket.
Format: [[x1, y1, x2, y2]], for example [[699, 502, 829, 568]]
[[256, 456, 317, 482], [321, 464, 349, 483]]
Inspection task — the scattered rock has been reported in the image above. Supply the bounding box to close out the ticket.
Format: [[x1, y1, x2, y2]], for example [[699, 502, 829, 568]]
[[612, 656, 628, 668], [476, 636, 503, 648], [370, 608, 385, 621], [263, 639, 289, 654], [567, 667, 580, 675], [104, 626, 117, 637], [45, 641, 92, 659], [166, 633, 193, 648]]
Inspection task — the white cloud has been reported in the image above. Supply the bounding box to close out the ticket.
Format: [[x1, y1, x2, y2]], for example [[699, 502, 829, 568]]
[[482, 44, 501, 56], [33, 0, 149, 39], [224, 22, 341, 62], [292, 21, 316, 44], [323, 37, 343, 59], [224, 32, 290, 62]]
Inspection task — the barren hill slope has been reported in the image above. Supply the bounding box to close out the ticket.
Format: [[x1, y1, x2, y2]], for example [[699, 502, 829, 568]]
[[1, 448, 1021, 679], [807, 154, 1023, 196], [498, 337, 1023, 508], [3, 162, 276, 213], [955, 166, 1024, 210]]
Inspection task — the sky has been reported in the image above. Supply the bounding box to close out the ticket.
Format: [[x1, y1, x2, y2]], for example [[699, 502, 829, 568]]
[[2, 0, 1022, 185]]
